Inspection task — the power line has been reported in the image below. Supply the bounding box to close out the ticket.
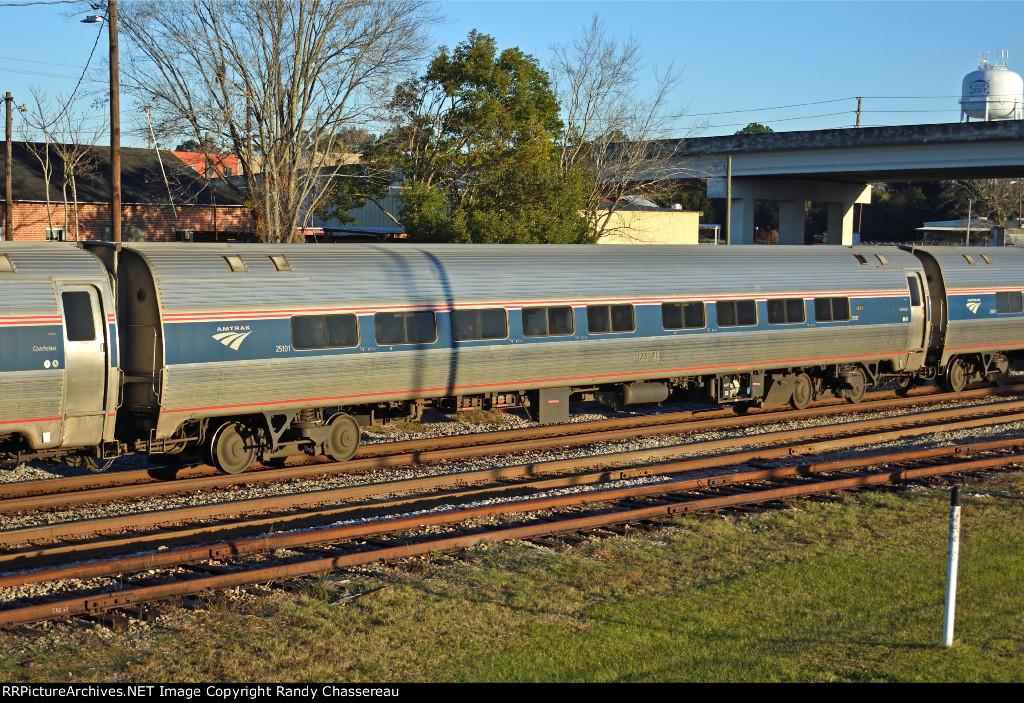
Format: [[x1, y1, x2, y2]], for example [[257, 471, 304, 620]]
[[0, 64, 104, 82], [691, 94, 991, 120], [688, 98, 852, 116], [704, 110, 857, 130], [0, 54, 89, 69], [0, 1, 85, 7]]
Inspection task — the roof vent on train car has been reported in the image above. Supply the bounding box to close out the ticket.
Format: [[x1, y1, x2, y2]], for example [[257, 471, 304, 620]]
[[981, 253, 994, 264], [268, 254, 292, 271], [853, 254, 870, 265], [223, 254, 248, 272], [874, 254, 889, 265], [0, 254, 14, 273], [962, 254, 976, 265]]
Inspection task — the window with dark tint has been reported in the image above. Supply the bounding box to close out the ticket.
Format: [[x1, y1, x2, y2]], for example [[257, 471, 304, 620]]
[[662, 301, 705, 330], [62, 291, 96, 341], [452, 308, 508, 341], [814, 297, 851, 322], [374, 311, 437, 345], [586, 304, 635, 334], [291, 314, 359, 350], [766, 298, 805, 324], [716, 299, 757, 327], [522, 306, 574, 337], [996, 291, 1023, 314], [907, 276, 922, 307]]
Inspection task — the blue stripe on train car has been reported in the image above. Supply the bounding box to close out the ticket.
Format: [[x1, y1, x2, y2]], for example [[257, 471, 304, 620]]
[[0, 326, 65, 372], [163, 293, 912, 367], [946, 293, 1024, 321]]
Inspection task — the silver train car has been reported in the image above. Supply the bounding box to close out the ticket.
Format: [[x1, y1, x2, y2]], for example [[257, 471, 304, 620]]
[[1, 241, 1021, 474], [0, 243, 120, 470]]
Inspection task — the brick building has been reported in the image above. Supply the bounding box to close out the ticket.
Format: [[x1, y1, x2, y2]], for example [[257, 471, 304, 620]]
[[1, 141, 253, 242]]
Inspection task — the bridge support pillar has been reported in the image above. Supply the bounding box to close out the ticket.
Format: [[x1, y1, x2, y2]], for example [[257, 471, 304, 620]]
[[709, 177, 870, 246], [727, 198, 755, 244], [828, 200, 856, 246], [778, 200, 805, 245]]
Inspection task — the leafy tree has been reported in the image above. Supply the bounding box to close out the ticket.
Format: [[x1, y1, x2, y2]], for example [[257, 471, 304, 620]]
[[174, 135, 222, 153], [735, 122, 774, 135], [375, 31, 594, 243], [860, 182, 955, 242]]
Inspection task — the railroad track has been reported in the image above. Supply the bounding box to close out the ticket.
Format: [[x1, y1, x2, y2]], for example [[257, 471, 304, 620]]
[[3, 393, 1024, 628], [2, 383, 1020, 513]]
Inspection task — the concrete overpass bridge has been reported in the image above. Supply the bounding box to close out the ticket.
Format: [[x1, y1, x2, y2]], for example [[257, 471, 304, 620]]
[[659, 120, 1024, 244]]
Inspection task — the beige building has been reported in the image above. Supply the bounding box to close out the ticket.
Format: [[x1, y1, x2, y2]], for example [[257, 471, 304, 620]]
[[596, 205, 701, 245]]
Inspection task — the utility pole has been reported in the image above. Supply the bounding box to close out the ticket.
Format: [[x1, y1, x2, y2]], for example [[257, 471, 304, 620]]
[[109, 0, 121, 242], [5, 92, 12, 240], [855, 97, 862, 128]]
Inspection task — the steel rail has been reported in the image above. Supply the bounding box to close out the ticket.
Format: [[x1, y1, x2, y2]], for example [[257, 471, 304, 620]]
[[2, 383, 1018, 505], [2, 445, 1020, 628], [4, 436, 1024, 591], [2, 387, 1023, 518], [4, 402, 1024, 548]]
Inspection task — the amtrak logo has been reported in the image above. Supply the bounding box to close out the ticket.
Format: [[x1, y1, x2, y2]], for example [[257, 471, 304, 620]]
[[966, 299, 982, 314], [213, 325, 252, 350]]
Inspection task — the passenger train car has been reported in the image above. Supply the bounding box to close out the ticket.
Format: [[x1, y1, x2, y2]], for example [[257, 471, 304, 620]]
[[0, 241, 1021, 474]]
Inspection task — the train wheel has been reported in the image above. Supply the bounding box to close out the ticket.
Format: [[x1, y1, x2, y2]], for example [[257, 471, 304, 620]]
[[209, 422, 255, 475], [790, 373, 813, 410], [894, 376, 913, 396], [845, 367, 867, 404], [324, 413, 360, 462], [944, 358, 968, 393]]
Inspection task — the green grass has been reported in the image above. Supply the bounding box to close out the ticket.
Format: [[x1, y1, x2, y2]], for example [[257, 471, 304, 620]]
[[1, 473, 1022, 682]]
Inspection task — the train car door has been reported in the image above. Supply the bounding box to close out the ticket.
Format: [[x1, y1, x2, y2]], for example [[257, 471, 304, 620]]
[[59, 285, 108, 446], [906, 272, 928, 359]]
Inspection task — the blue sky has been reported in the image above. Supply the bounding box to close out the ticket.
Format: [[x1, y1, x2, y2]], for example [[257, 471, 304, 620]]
[[2, 1, 1023, 146]]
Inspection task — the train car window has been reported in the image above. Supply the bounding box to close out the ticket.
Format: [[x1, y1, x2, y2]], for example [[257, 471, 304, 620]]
[[996, 291, 1023, 314], [853, 254, 870, 265], [62, 291, 96, 341], [325, 315, 359, 347], [767, 298, 805, 324], [875, 254, 889, 265], [662, 301, 705, 330], [292, 314, 359, 349], [981, 254, 994, 265], [717, 299, 757, 327], [814, 297, 851, 322], [586, 304, 635, 334], [269, 255, 293, 272], [374, 311, 437, 345], [522, 306, 574, 337], [907, 277, 922, 307], [223, 255, 248, 272], [452, 308, 508, 341], [963, 254, 976, 265], [0, 254, 14, 273]]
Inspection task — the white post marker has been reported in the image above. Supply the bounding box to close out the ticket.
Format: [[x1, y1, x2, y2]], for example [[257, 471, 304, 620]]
[[943, 486, 962, 648]]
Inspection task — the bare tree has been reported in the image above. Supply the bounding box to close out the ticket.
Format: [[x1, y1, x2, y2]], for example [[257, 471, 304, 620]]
[[50, 107, 105, 242], [942, 178, 1022, 227], [120, 0, 435, 242], [19, 89, 57, 239], [550, 16, 704, 239]]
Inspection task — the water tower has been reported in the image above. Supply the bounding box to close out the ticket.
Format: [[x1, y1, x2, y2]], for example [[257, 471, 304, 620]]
[[960, 51, 1024, 121]]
